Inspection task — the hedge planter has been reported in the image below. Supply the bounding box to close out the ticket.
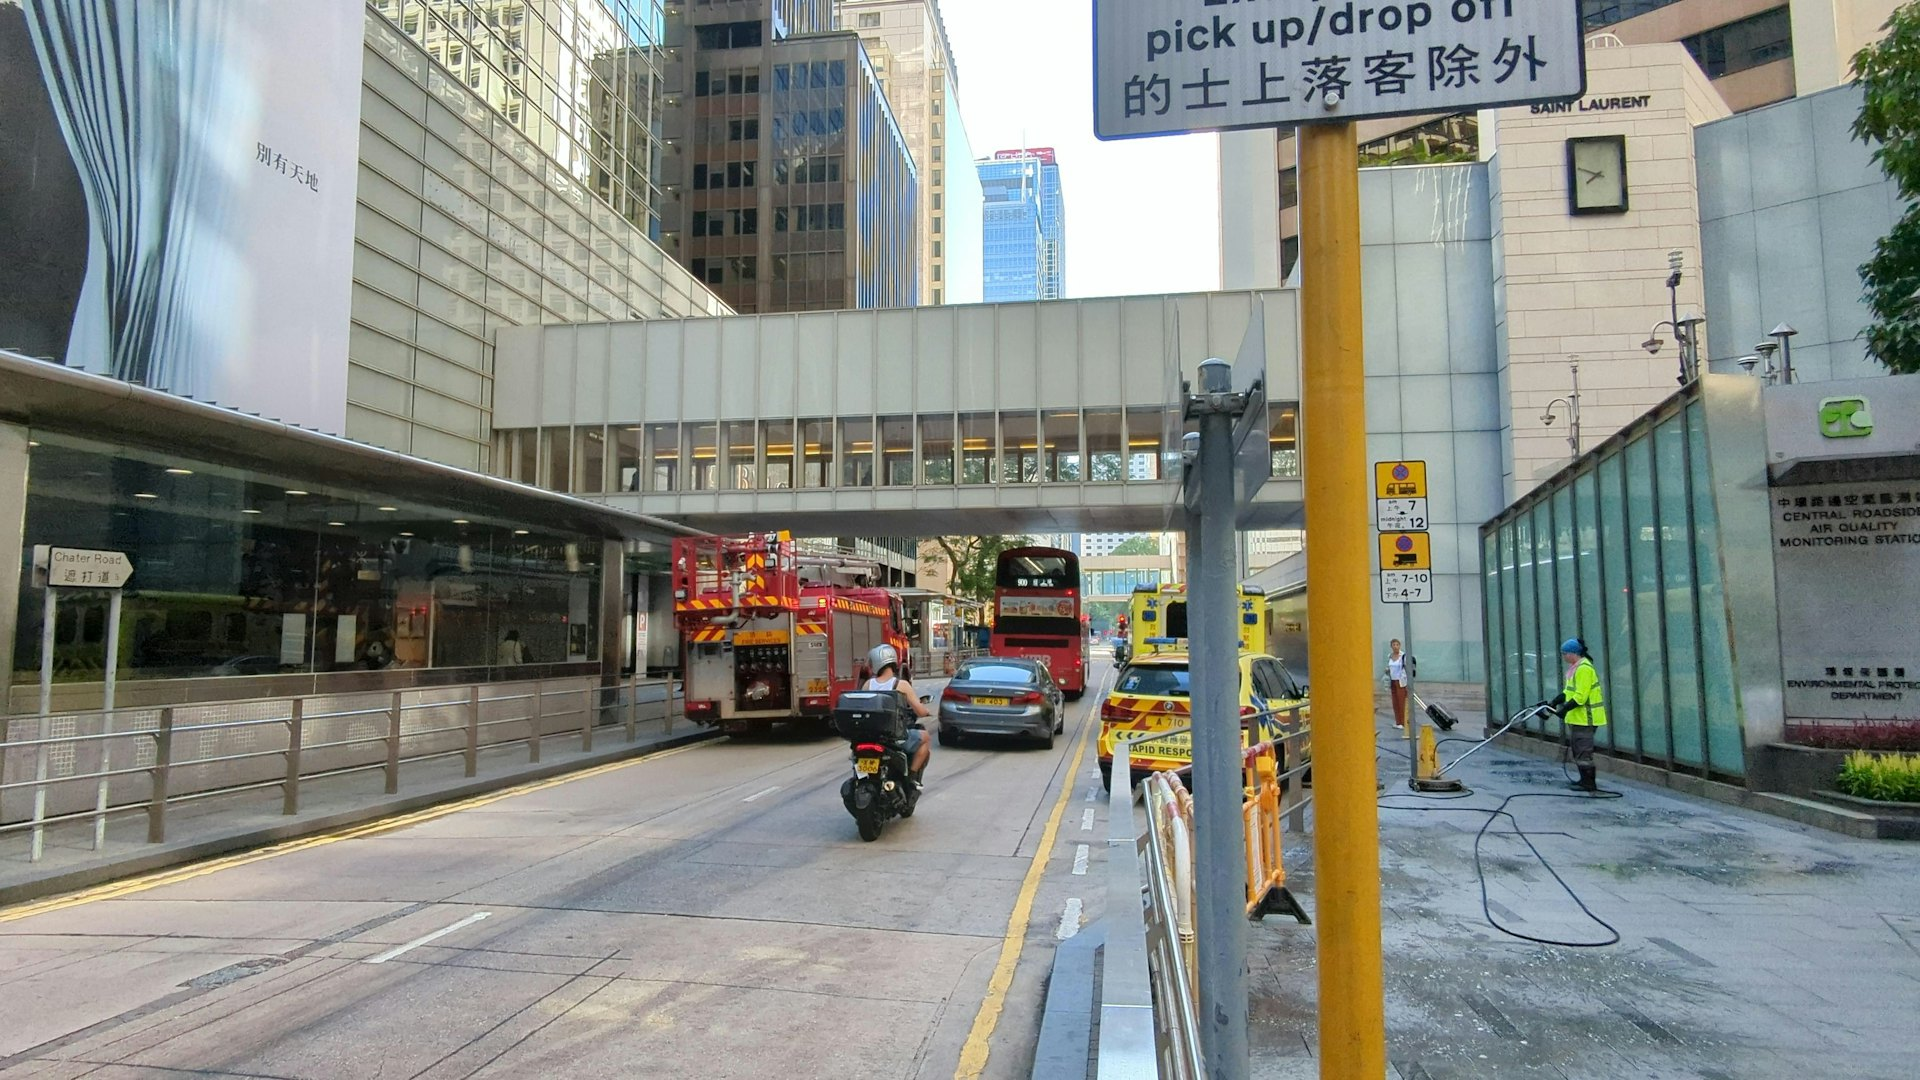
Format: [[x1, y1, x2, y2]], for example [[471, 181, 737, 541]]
[[1811, 790, 1920, 840]]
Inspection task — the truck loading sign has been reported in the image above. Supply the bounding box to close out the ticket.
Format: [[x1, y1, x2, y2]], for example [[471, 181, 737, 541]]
[[1094, 0, 1584, 139]]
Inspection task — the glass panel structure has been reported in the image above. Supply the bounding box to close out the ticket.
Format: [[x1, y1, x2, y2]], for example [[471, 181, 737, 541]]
[[1625, 436, 1669, 763], [1689, 402, 1742, 775], [614, 426, 642, 492], [724, 421, 758, 490], [1001, 412, 1040, 484], [1045, 410, 1081, 482], [1657, 416, 1702, 768], [1530, 502, 1558, 736], [762, 420, 795, 489], [1483, 531, 1507, 725], [1597, 452, 1638, 756], [1085, 410, 1123, 483], [1498, 526, 1522, 729], [686, 423, 718, 491], [1514, 511, 1538, 717], [800, 419, 833, 487], [544, 427, 571, 493], [920, 416, 954, 484], [1270, 404, 1300, 478], [575, 427, 606, 494], [880, 416, 914, 486], [839, 418, 874, 487], [645, 423, 678, 492], [1126, 408, 1163, 481], [959, 413, 995, 485], [15, 432, 602, 683]]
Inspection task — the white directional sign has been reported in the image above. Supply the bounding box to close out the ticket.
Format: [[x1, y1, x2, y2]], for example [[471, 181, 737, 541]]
[[37, 546, 135, 589], [1375, 497, 1429, 532], [1094, 0, 1586, 140], [1381, 570, 1433, 604]]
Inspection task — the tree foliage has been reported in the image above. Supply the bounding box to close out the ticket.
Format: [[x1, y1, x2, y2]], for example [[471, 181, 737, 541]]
[[1852, 3, 1920, 374], [922, 535, 1033, 601], [1108, 535, 1162, 556]]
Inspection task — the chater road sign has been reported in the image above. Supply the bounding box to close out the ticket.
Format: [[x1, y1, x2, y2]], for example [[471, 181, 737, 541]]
[[35, 546, 135, 589], [1094, 0, 1585, 140]]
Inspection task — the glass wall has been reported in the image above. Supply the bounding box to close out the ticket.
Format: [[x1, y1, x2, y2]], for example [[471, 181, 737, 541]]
[[14, 432, 603, 686], [1480, 395, 1742, 778]]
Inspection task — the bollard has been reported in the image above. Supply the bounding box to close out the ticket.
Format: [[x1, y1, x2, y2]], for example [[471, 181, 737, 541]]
[[529, 681, 543, 763], [148, 708, 174, 844], [386, 691, 403, 795], [465, 685, 480, 777], [284, 699, 304, 815]]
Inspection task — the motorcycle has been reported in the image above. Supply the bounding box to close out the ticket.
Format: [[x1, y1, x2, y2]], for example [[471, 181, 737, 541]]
[[835, 690, 929, 842]]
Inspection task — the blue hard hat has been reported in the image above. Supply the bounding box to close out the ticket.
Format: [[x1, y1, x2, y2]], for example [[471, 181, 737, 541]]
[[1560, 639, 1584, 655]]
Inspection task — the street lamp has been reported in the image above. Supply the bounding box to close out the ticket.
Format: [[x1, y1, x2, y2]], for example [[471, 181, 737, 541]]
[[1655, 251, 1705, 385], [1540, 355, 1582, 457], [1769, 323, 1798, 385]]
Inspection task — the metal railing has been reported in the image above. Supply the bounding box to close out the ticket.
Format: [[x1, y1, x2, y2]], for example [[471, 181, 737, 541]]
[[0, 675, 684, 863], [1100, 703, 1314, 1079]]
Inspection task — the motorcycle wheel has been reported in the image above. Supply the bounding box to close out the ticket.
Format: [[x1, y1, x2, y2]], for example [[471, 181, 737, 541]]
[[857, 815, 883, 842]]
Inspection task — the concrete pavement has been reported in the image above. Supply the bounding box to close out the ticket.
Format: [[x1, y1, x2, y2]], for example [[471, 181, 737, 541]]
[[1247, 703, 1920, 1079], [0, 666, 1117, 1080]]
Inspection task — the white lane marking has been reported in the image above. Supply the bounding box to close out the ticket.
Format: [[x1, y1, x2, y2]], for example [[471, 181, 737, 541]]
[[1056, 898, 1084, 940], [1080, 808, 1096, 831], [1085, 786, 1098, 802], [743, 786, 782, 803], [1072, 844, 1090, 876], [364, 911, 492, 965]]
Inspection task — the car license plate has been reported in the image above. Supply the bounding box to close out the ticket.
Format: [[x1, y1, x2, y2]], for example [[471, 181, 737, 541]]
[[974, 696, 1010, 706], [855, 757, 880, 775]]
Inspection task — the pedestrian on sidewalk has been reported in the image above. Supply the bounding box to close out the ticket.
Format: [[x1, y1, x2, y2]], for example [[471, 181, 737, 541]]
[[1385, 639, 1411, 729], [1552, 638, 1608, 792]]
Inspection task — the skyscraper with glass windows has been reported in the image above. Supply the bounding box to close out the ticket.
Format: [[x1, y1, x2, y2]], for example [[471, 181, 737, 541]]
[[657, 1, 919, 312], [978, 148, 1063, 302]]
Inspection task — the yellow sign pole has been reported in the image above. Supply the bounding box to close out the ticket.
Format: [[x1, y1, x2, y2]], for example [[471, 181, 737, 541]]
[[1299, 120, 1388, 1076]]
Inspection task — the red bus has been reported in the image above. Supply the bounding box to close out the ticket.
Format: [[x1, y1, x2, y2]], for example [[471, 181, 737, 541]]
[[991, 546, 1089, 698]]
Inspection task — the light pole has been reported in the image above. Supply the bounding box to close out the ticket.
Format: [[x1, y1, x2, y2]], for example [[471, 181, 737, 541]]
[[1769, 323, 1798, 384], [1541, 355, 1582, 456]]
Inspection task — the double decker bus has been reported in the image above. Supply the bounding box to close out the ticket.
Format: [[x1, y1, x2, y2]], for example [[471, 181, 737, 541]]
[[991, 546, 1088, 698]]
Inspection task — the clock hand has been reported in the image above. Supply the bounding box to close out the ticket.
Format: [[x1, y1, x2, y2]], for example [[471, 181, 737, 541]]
[[1579, 167, 1604, 182]]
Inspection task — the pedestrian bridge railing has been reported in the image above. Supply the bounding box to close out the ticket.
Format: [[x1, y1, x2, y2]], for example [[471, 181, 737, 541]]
[[0, 675, 683, 863], [1100, 707, 1314, 1079]]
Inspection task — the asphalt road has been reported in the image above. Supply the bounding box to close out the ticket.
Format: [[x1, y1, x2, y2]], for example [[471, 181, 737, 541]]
[[0, 665, 1116, 1080]]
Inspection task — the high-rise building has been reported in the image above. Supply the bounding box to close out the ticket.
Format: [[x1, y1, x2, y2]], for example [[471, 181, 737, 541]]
[[838, 0, 983, 305], [381, 0, 670, 236], [978, 148, 1064, 302], [1221, 0, 1901, 286], [656, 1, 920, 313]]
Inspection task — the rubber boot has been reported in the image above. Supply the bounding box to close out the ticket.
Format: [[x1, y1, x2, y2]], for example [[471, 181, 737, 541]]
[[1576, 766, 1598, 793]]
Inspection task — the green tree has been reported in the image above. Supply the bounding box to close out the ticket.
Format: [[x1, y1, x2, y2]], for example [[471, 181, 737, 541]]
[[922, 535, 1033, 601], [1853, 4, 1920, 374], [1108, 535, 1161, 556]]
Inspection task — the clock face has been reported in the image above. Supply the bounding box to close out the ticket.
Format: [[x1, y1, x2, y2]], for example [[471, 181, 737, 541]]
[[1568, 137, 1628, 214]]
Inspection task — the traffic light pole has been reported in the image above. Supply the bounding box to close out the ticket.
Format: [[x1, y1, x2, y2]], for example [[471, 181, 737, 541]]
[[1300, 120, 1388, 1076]]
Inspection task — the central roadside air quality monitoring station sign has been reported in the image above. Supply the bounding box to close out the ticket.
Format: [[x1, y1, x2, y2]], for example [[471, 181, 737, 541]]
[[1093, 0, 1586, 139]]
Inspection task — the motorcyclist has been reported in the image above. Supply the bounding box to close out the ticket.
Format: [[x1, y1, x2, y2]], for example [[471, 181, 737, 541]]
[[865, 644, 931, 785]]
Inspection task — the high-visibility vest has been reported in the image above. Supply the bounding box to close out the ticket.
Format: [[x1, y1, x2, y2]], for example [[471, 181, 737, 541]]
[[1563, 658, 1608, 727]]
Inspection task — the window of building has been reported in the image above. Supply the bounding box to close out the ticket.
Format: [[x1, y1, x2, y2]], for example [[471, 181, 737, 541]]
[[696, 70, 712, 96], [729, 118, 759, 141], [695, 20, 763, 49], [723, 422, 758, 491], [692, 211, 721, 237], [881, 416, 915, 485], [1278, 167, 1299, 212], [1001, 412, 1040, 483], [959, 413, 996, 484], [761, 420, 795, 489], [1044, 411, 1081, 481], [1085, 410, 1124, 482], [729, 255, 757, 282], [731, 208, 758, 235], [932, 216, 941, 234], [774, 207, 789, 232], [615, 427, 642, 492], [1579, 0, 1686, 29], [933, 289, 942, 304], [933, 193, 942, 210], [1681, 7, 1793, 79], [447, 44, 463, 65], [932, 145, 942, 162], [920, 416, 955, 484], [801, 419, 833, 487], [933, 265, 942, 282], [932, 169, 941, 185], [933, 240, 942, 258], [403, 12, 418, 33], [858, 12, 881, 27], [840, 419, 874, 487]]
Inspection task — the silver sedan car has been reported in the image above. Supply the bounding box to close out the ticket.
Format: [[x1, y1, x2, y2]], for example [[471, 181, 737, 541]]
[[937, 657, 1066, 749]]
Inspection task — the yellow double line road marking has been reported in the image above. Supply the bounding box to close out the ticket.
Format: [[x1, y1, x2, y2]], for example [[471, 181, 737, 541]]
[[0, 741, 708, 925]]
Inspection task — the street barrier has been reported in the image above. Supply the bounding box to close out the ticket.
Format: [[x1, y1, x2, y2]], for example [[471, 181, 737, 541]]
[[0, 675, 683, 863], [1102, 708, 1313, 1078]]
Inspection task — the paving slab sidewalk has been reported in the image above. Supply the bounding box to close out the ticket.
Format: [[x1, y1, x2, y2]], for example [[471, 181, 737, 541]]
[[1249, 697, 1920, 1079]]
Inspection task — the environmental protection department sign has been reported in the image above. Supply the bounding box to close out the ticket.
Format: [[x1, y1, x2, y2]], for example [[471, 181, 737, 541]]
[[1094, 0, 1586, 139]]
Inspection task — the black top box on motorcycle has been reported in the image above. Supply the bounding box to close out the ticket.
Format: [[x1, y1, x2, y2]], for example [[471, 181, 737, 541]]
[[834, 690, 912, 743]]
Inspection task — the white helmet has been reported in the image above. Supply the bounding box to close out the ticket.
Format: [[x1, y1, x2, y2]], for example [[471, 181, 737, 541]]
[[868, 643, 899, 675]]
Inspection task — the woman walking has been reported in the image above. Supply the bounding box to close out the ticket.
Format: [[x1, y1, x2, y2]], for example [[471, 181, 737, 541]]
[[1385, 639, 1411, 730]]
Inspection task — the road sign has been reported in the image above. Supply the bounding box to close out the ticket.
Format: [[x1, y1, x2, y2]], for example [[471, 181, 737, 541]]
[[1380, 570, 1433, 604], [34, 546, 134, 589], [1375, 497, 1429, 532], [1378, 532, 1430, 571], [1093, 1, 1586, 140], [1374, 460, 1427, 499]]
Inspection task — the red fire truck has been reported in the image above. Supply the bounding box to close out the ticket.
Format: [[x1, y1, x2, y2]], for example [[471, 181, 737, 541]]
[[673, 532, 912, 735]]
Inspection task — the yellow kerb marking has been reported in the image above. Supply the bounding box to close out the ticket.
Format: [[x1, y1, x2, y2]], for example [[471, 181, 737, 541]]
[[953, 686, 1100, 1079]]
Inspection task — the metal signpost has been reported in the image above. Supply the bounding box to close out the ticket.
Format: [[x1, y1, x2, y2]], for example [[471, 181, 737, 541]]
[[1094, 2, 1584, 1075], [30, 546, 135, 860]]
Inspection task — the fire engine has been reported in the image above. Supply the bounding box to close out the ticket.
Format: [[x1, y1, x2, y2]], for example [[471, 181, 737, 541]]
[[673, 532, 912, 735]]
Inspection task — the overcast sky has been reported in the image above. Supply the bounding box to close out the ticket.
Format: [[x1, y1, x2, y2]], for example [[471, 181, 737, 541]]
[[941, 0, 1222, 300]]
